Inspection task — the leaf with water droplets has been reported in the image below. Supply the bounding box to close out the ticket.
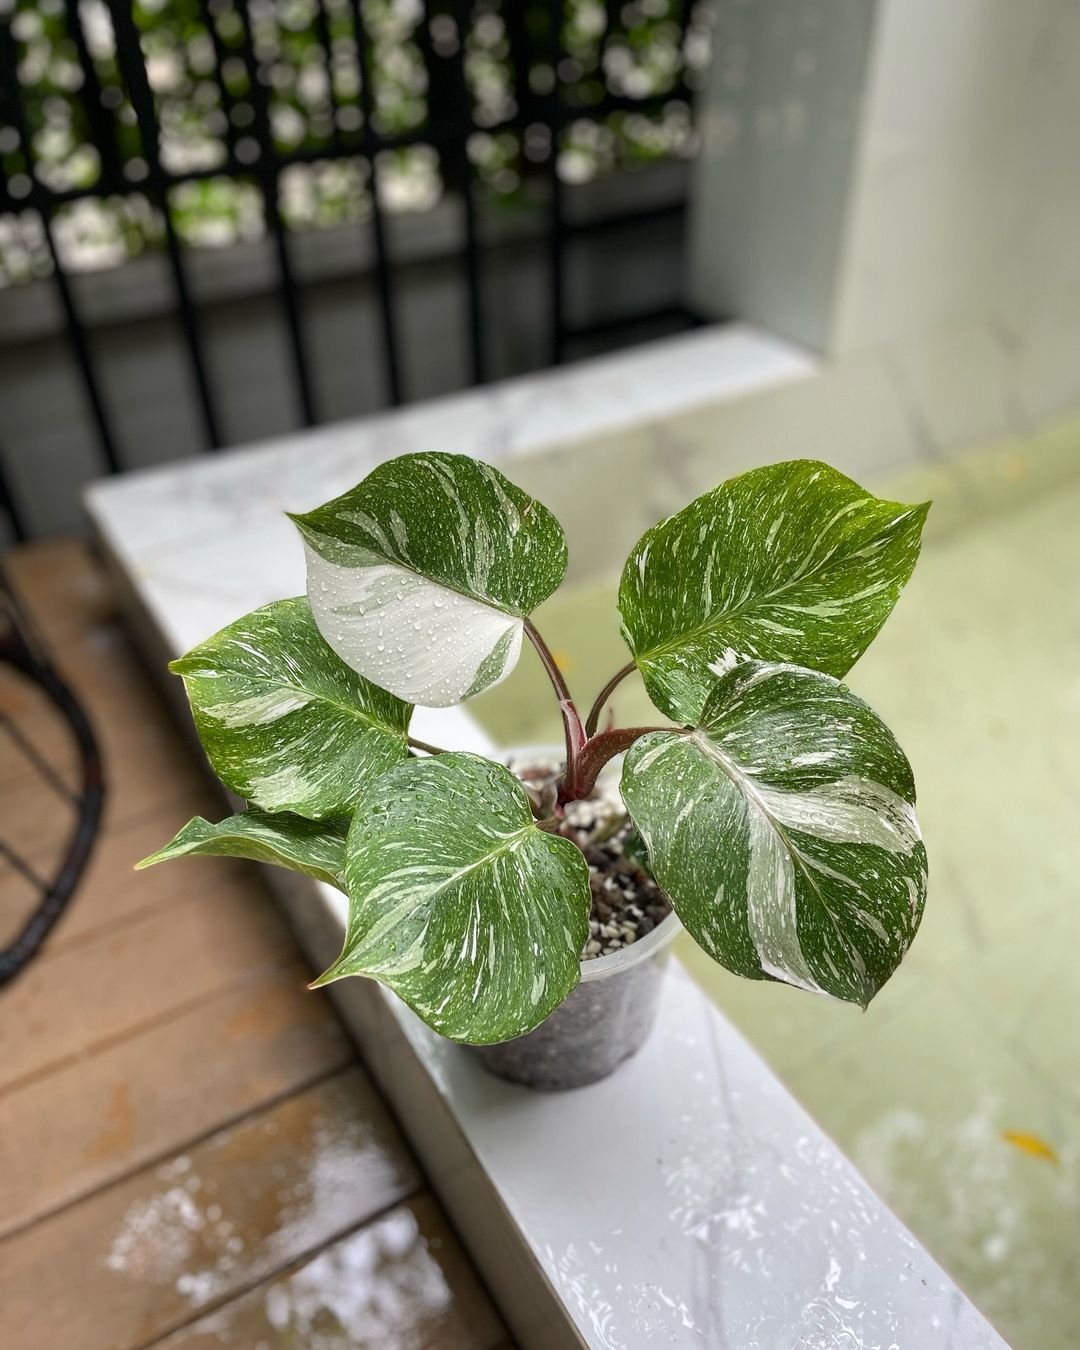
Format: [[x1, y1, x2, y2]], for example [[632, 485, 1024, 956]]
[[621, 661, 927, 1007], [137, 809, 349, 889], [619, 460, 929, 723], [171, 597, 411, 819], [314, 752, 591, 1044], [290, 453, 567, 707]]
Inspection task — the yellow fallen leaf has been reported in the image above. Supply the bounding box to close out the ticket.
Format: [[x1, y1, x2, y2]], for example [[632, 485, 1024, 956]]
[[1001, 1130, 1059, 1165], [1004, 453, 1028, 482], [551, 649, 575, 674]]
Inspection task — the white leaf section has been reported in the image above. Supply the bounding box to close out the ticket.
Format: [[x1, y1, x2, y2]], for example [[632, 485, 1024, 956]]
[[169, 597, 411, 820], [290, 453, 567, 706], [303, 543, 523, 708], [200, 687, 315, 726], [622, 662, 927, 1007]]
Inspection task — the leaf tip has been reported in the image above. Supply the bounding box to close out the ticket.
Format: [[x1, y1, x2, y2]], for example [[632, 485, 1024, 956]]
[[308, 962, 345, 990]]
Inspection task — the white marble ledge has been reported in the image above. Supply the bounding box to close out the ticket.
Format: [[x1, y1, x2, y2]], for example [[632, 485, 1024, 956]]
[[85, 322, 816, 568], [316, 876, 1005, 1350]]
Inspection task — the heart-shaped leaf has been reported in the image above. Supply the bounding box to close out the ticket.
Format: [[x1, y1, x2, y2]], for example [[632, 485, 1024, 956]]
[[619, 460, 929, 723], [171, 597, 411, 819], [290, 453, 567, 707], [621, 662, 927, 1006], [314, 752, 591, 1045], [137, 810, 349, 889]]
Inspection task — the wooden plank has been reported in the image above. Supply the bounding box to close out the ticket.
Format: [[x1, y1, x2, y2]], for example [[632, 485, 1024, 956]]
[[3, 537, 115, 647], [0, 668, 208, 851], [10, 798, 250, 951], [0, 871, 297, 1091], [0, 963, 353, 1237], [0, 664, 82, 796], [0, 1068, 421, 1350], [156, 1192, 508, 1350]]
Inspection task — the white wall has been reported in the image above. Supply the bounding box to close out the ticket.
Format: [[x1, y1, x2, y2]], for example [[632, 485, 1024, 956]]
[[688, 0, 1080, 366], [685, 0, 881, 351], [834, 0, 1080, 353]]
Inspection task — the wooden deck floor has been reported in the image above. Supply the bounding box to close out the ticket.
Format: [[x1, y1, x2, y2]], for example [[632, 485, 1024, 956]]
[[0, 538, 510, 1350]]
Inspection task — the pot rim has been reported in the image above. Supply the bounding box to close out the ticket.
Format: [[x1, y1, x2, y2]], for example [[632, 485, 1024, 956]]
[[501, 742, 681, 984], [578, 906, 682, 982]]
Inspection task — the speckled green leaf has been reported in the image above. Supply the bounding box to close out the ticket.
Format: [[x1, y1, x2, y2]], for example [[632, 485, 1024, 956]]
[[314, 752, 591, 1045], [619, 460, 929, 723], [621, 662, 927, 1007], [171, 597, 411, 819], [136, 810, 349, 889], [290, 452, 567, 707]]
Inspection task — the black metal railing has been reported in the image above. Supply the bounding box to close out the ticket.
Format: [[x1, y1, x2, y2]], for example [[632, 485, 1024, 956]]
[[0, 1, 712, 540]]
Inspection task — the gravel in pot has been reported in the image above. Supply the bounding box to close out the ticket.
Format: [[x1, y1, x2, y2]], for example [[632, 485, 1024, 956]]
[[469, 757, 679, 1091]]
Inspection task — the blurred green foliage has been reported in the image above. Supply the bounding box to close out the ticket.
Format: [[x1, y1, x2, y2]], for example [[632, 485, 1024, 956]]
[[0, 0, 714, 283]]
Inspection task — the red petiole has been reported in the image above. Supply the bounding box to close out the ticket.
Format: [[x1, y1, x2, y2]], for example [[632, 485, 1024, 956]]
[[523, 621, 677, 804]]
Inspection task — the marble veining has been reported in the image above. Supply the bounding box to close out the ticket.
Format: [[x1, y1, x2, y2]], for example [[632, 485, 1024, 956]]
[[388, 962, 1005, 1348]]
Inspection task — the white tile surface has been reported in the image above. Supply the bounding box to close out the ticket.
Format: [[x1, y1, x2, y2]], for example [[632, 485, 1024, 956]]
[[383, 960, 1007, 1350]]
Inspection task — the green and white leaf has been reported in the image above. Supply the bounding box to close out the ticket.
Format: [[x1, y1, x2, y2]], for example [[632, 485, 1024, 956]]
[[621, 662, 926, 1007], [137, 809, 349, 889], [171, 597, 411, 819], [619, 460, 929, 723], [315, 752, 591, 1045], [290, 452, 567, 707]]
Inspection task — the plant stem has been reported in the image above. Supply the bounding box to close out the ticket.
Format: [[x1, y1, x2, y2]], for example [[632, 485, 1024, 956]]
[[584, 660, 637, 737], [524, 618, 586, 797], [408, 737, 448, 756], [573, 724, 684, 798]]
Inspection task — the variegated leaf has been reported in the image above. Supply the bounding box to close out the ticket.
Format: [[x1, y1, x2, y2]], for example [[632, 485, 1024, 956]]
[[171, 597, 410, 819], [314, 752, 591, 1045], [619, 460, 929, 723], [621, 662, 926, 1006], [137, 810, 349, 889], [290, 453, 567, 707]]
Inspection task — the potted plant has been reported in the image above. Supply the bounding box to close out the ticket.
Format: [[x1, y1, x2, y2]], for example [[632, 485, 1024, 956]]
[[140, 453, 929, 1090]]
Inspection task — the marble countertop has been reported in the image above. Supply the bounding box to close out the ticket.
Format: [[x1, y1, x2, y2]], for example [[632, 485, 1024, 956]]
[[87, 325, 1008, 1349]]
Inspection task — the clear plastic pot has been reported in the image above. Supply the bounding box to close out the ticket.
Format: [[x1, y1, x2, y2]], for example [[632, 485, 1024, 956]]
[[469, 908, 682, 1090], [468, 745, 682, 1091]]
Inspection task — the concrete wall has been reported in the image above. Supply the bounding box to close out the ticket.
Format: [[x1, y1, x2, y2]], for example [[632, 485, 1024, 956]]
[[687, 0, 1080, 351], [0, 165, 688, 540]]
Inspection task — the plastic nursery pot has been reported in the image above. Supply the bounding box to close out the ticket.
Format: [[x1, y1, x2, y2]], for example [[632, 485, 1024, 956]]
[[470, 908, 682, 1091], [469, 746, 683, 1092]]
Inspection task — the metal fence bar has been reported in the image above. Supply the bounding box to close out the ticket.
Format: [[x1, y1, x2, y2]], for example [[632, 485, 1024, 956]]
[[198, 0, 245, 172], [312, 0, 345, 147], [0, 449, 27, 543], [546, 0, 566, 366], [0, 18, 123, 479], [233, 0, 318, 427], [450, 0, 485, 386], [38, 219, 125, 475], [347, 0, 404, 406], [106, 0, 223, 449], [62, 0, 123, 186]]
